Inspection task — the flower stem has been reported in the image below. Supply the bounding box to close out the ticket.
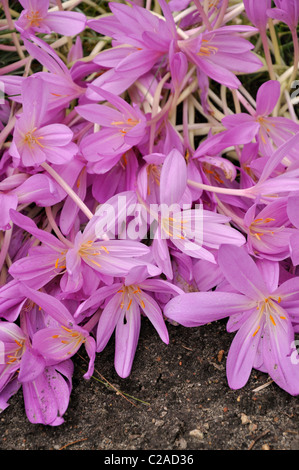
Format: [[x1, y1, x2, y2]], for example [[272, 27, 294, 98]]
[[290, 28, 299, 86], [1, 0, 25, 60], [0, 226, 12, 279], [187, 179, 255, 199], [260, 26, 276, 81], [45, 206, 73, 248], [41, 162, 94, 220], [193, 0, 212, 31]]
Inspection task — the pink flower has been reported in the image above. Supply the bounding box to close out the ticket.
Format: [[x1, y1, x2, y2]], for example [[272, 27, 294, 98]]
[[9, 76, 78, 167], [178, 25, 263, 89], [76, 88, 147, 169], [15, 0, 86, 37], [164, 244, 299, 395], [221, 80, 299, 159]]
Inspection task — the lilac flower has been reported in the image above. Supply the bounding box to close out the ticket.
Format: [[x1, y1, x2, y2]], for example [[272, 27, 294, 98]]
[[243, 0, 272, 30], [0, 321, 44, 391], [76, 88, 147, 170], [164, 244, 299, 395], [138, 148, 245, 278], [19, 285, 96, 380], [178, 26, 263, 89], [22, 360, 73, 426], [0, 316, 74, 425], [1, 36, 86, 112], [87, 1, 176, 87], [75, 267, 183, 378], [221, 80, 299, 159], [267, 0, 299, 32], [9, 76, 78, 167], [15, 0, 86, 37], [8, 194, 160, 295], [243, 198, 296, 261]]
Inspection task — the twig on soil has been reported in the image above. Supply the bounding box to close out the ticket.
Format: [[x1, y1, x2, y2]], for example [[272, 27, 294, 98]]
[[248, 430, 270, 450], [252, 380, 274, 393], [77, 354, 150, 406], [59, 438, 88, 450]]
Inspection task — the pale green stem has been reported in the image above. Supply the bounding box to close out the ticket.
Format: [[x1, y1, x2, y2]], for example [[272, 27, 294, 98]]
[[187, 179, 255, 199], [0, 226, 12, 277], [213, 0, 229, 29], [41, 162, 93, 220], [260, 26, 276, 81], [290, 28, 299, 85], [0, 115, 16, 150], [45, 206, 73, 248], [194, 0, 212, 31]]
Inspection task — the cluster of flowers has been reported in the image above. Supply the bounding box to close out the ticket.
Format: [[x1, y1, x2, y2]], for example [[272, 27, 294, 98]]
[[1, 0, 299, 426]]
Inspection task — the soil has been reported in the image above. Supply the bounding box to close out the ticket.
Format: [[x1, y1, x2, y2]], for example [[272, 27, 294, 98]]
[[0, 317, 298, 451]]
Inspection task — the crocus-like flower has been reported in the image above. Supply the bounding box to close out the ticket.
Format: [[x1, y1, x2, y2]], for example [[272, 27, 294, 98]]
[[164, 244, 299, 395], [18, 285, 96, 380], [243, 198, 296, 261], [1, 36, 86, 112], [267, 0, 299, 32], [138, 148, 245, 278], [0, 321, 44, 391], [178, 25, 263, 89], [75, 267, 183, 378], [221, 80, 299, 159], [15, 0, 86, 37], [76, 88, 147, 170], [9, 76, 78, 167], [0, 316, 73, 426], [87, 1, 176, 89], [243, 0, 272, 30], [8, 193, 160, 295]]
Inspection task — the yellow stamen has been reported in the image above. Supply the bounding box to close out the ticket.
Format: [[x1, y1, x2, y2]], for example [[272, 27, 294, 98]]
[[269, 314, 276, 326], [61, 325, 73, 333], [26, 9, 43, 27], [252, 325, 260, 337]]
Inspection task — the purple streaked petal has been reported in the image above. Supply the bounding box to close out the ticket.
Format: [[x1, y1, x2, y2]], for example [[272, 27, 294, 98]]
[[159, 149, 187, 206], [9, 209, 65, 251], [289, 232, 299, 266], [217, 245, 269, 299], [35, 124, 73, 146], [75, 103, 124, 127], [114, 299, 141, 378], [226, 314, 263, 389], [255, 80, 280, 116], [137, 291, 169, 344], [18, 347, 45, 383], [43, 11, 86, 36], [18, 284, 74, 326], [96, 293, 123, 352], [164, 291, 249, 327], [261, 317, 299, 395]]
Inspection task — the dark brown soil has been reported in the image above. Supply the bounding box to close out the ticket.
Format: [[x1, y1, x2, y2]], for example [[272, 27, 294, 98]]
[[1, 318, 298, 451]]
